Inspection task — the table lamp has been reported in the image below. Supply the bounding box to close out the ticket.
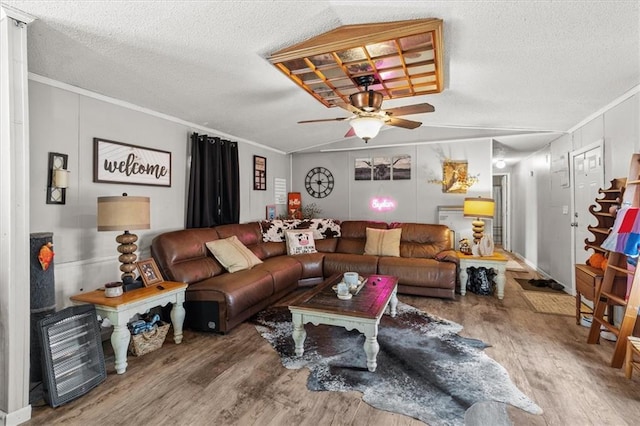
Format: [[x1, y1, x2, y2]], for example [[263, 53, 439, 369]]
[[97, 193, 150, 289], [463, 197, 495, 244]]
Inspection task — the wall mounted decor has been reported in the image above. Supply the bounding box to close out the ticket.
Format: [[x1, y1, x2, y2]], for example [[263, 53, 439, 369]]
[[355, 158, 373, 181], [254, 155, 266, 190], [305, 167, 334, 198], [288, 192, 302, 219], [392, 155, 411, 180], [274, 178, 287, 204], [429, 160, 478, 193], [93, 138, 171, 187], [373, 157, 392, 181], [354, 155, 411, 181], [46, 152, 69, 204]]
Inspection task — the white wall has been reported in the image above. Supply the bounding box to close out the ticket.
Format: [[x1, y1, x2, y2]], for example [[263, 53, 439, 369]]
[[291, 139, 493, 240], [28, 79, 289, 308], [511, 91, 640, 291]]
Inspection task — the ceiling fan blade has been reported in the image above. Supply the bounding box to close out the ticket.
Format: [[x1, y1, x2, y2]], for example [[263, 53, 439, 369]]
[[387, 117, 422, 129], [344, 127, 356, 138], [384, 103, 435, 116], [298, 117, 350, 124]]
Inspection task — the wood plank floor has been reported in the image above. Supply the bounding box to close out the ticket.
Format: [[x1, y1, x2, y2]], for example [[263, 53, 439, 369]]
[[28, 255, 640, 425]]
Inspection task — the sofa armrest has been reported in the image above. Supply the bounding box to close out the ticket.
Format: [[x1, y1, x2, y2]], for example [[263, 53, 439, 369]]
[[434, 249, 459, 264]]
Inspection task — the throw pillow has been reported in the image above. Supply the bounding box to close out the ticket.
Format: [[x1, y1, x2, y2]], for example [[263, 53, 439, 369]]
[[364, 227, 402, 257], [285, 230, 317, 255], [205, 236, 262, 273]]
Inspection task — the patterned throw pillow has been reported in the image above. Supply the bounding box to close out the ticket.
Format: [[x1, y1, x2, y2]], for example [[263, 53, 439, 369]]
[[364, 227, 402, 257], [284, 230, 317, 255], [205, 236, 262, 273]]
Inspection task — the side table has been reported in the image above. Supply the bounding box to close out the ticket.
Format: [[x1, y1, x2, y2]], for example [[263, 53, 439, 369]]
[[457, 251, 508, 299], [71, 281, 187, 374]]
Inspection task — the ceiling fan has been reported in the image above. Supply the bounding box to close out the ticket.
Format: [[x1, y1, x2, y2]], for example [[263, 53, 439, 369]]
[[298, 75, 435, 142]]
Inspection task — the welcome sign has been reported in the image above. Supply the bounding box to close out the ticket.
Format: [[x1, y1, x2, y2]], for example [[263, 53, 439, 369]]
[[93, 138, 171, 187]]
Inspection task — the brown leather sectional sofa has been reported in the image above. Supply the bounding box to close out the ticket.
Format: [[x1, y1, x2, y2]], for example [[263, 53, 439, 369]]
[[151, 220, 458, 333]]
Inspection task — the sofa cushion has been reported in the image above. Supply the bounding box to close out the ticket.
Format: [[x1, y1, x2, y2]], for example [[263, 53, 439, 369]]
[[255, 256, 303, 293], [151, 228, 224, 283], [389, 222, 452, 258], [323, 253, 379, 276], [336, 220, 387, 254], [206, 236, 263, 273], [291, 252, 325, 279], [186, 269, 274, 319], [364, 227, 401, 257], [378, 256, 456, 290], [285, 230, 317, 255]]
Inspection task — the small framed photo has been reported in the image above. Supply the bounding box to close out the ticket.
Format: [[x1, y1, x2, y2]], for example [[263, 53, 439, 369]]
[[136, 258, 164, 287], [254, 155, 266, 190], [266, 204, 276, 220]]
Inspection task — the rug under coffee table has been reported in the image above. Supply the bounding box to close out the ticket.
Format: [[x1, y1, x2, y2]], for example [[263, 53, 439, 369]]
[[288, 274, 398, 372]]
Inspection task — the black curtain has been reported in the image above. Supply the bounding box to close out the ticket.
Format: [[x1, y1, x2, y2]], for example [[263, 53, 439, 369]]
[[186, 133, 240, 228]]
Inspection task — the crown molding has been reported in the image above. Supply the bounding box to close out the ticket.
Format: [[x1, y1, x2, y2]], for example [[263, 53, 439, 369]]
[[28, 73, 287, 155]]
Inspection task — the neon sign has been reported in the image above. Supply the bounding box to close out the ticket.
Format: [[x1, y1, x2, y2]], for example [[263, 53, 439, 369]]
[[370, 197, 396, 212]]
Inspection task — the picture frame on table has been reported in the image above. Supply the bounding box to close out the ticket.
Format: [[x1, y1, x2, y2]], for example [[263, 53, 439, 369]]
[[266, 204, 276, 220], [136, 258, 164, 287]]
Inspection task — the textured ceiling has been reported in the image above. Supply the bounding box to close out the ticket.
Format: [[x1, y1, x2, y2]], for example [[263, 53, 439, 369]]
[[4, 1, 639, 161]]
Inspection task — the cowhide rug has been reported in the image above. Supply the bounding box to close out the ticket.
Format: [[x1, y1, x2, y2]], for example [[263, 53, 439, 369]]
[[253, 302, 542, 425]]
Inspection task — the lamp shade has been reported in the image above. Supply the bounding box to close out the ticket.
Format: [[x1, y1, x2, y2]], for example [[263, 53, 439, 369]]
[[350, 117, 385, 141], [52, 169, 70, 188], [463, 197, 495, 219], [97, 195, 150, 231]]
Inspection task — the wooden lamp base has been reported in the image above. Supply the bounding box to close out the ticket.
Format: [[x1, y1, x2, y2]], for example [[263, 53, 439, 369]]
[[471, 219, 485, 244]]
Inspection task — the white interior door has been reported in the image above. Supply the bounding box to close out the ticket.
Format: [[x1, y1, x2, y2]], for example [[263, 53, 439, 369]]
[[571, 144, 604, 292]]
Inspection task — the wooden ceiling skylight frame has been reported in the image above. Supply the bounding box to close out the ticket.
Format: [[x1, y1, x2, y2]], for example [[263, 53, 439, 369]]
[[268, 18, 444, 108]]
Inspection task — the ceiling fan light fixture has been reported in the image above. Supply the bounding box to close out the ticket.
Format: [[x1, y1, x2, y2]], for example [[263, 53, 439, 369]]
[[350, 117, 385, 142], [350, 90, 383, 112]]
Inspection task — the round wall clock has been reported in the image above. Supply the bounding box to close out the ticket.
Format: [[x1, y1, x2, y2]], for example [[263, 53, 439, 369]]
[[305, 167, 334, 198]]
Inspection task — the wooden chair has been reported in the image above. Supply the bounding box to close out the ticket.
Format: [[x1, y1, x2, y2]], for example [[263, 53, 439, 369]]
[[625, 336, 640, 379]]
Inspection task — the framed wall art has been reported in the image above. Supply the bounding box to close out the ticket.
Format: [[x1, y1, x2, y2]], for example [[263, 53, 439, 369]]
[[254, 155, 266, 190], [441, 160, 475, 193], [392, 155, 411, 180], [93, 138, 171, 187], [355, 155, 411, 181]]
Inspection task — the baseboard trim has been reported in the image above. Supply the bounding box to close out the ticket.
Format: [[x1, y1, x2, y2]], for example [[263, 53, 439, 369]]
[[0, 405, 31, 426]]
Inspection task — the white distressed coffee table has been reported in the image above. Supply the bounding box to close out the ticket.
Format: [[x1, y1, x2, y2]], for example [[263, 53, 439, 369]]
[[288, 274, 398, 372]]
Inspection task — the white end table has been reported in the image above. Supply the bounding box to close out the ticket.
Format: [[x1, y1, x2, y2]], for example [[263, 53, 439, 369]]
[[457, 252, 508, 299], [71, 281, 187, 374]]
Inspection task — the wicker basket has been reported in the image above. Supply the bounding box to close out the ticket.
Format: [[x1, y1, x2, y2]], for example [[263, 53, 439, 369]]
[[128, 321, 170, 357]]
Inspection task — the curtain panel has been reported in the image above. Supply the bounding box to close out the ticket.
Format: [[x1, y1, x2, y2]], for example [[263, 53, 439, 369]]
[[186, 133, 240, 228]]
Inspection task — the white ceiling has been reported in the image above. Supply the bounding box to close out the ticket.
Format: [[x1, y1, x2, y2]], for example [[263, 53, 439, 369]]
[[4, 1, 639, 162]]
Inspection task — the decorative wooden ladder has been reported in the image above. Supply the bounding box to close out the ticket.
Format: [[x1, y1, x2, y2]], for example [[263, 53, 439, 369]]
[[587, 153, 640, 368]]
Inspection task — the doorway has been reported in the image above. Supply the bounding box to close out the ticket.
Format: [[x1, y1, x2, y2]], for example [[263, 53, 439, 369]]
[[493, 173, 510, 251], [571, 142, 604, 295]]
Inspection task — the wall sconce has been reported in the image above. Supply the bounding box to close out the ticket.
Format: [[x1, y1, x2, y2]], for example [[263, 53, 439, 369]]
[[463, 197, 495, 244], [46, 152, 70, 205]]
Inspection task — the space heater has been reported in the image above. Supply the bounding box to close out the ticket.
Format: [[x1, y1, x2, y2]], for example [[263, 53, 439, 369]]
[[37, 304, 107, 407]]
